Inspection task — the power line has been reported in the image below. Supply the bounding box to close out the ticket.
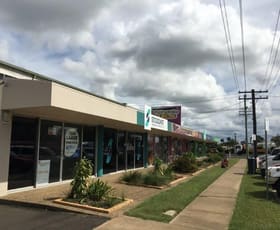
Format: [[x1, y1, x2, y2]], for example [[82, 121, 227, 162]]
[[267, 31, 280, 90], [132, 94, 239, 108], [239, 0, 247, 91], [223, 0, 239, 90], [182, 94, 238, 104], [262, 9, 280, 90], [196, 102, 240, 114], [268, 64, 280, 94], [219, 0, 239, 91]]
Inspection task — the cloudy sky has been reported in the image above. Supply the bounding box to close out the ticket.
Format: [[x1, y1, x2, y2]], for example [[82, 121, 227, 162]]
[[0, 0, 280, 141]]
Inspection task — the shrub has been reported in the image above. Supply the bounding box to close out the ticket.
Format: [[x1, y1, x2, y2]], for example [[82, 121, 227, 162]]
[[87, 179, 114, 201], [121, 171, 143, 185], [153, 157, 164, 175], [171, 153, 198, 173], [161, 164, 174, 177], [205, 153, 223, 163], [143, 172, 171, 186], [69, 158, 93, 200]]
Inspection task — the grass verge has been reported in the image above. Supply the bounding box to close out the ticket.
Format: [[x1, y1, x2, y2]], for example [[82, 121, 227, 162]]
[[125, 159, 239, 223], [229, 173, 280, 230]]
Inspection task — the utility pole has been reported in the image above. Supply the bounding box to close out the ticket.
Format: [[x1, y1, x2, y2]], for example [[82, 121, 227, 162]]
[[244, 94, 249, 158], [251, 89, 257, 158], [239, 94, 251, 158], [239, 89, 268, 174], [265, 118, 269, 199]]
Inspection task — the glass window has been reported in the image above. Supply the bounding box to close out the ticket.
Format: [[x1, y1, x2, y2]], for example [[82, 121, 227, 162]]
[[103, 128, 117, 174], [154, 136, 168, 163], [135, 134, 144, 168], [8, 117, 37, 189], [62, 125, 81, 180], [126, 133, 135, 170], [117, 131, 125, 171], [147, 135, 155, 165], [82, 126, 95, 174], [39, 120, 62, 183]]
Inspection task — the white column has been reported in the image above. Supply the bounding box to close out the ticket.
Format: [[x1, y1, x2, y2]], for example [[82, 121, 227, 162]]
[[0, 84, 12, 196]]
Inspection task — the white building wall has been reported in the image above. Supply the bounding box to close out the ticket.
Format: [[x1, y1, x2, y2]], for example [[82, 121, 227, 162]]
[[0, 84, 12, 196]]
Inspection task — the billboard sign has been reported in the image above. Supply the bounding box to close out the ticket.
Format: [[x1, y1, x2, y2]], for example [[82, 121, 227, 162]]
[[152, 106, 181, 125]]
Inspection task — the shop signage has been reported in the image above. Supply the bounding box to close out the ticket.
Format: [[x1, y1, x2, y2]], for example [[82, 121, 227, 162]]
[[144, 105, 152, 130], [151, 115, 168, 131], [174, 126, 193, 136], [36, 160, 50, 185], [64, 128, 79, 157], [152, 106, 181, 125]]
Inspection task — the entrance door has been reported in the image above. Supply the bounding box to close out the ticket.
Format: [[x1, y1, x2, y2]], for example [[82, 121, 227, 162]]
[[126, 134, 135, 170], [117, 131, 125, 171], [8, 117, 37, 189], [39, 120, 62, 183], [103, 128, 117, 174], [127, 133, 144, 169]]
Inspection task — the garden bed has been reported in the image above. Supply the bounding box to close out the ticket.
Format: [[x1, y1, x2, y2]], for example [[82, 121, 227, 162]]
[[121, 174, 186, 189], [54, 197, 133, 214]]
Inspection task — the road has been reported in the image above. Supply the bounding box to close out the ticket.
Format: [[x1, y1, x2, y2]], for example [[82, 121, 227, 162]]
[[0, 204, 109, 230]]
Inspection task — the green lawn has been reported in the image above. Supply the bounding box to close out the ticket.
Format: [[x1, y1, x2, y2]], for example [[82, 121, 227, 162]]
[[229, 173, 280, 230], [126, 159, 239, 223]]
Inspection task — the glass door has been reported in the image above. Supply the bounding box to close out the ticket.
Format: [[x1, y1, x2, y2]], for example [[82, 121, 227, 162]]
[[8, 117, 37, 189], [117, 131, 125, 171], [39, 120, 62, 183], [135, 134, 144, 168], [126, 133, 135, 169], [82, 126, 95, 174], [103, 128, 117, 174]]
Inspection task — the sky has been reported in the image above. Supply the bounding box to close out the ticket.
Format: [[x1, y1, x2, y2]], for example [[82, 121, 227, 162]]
[[0, 0, 280, 141]]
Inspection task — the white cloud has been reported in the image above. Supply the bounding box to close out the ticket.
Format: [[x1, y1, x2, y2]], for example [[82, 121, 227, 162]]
[[0, 0, 279, 139], [0, 40, 9, 60]]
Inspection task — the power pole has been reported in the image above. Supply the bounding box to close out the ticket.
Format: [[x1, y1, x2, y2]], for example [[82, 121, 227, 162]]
[[239, 89, 268, 173], [251, 89, 257, 158], [239, 94, 251, 158], [244, 94, 249, 158]]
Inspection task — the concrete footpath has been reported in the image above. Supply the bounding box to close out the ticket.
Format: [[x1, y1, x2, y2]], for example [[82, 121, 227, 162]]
[[96, 159, 247, 230]]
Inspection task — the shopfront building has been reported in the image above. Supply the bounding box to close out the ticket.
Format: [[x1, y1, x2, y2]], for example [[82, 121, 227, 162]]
[[0, 60, 213, 195]]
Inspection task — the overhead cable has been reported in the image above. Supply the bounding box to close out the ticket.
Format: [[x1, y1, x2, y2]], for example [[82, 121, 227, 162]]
[[219, 0, 240, 91], [263, 8, 280, 90], [239, 0, 247, 91]]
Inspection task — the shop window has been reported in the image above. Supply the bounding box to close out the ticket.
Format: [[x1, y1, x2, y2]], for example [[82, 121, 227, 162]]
[[135, 134, 144, 168], [154, 136, 168, 163], [82, 126, 96, 174], [62, 125, 81, 180], [117, 131, 125, 171], [39, 120, 62, 183], [103, 128, 117, 174], [8, 117, 37, 189]]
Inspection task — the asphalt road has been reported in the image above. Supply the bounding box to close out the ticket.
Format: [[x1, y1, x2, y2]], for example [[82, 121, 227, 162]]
[[0, 204, 109, 230]]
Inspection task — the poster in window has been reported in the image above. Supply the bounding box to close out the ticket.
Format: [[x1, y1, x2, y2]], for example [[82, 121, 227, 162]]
[[64, 128, 79, 157]]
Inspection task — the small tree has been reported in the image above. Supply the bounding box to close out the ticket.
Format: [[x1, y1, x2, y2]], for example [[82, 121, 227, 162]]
[[69, 158, 93, 200]]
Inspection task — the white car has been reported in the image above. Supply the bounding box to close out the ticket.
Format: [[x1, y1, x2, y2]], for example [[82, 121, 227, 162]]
[[257, 147, 280, 168], [267, 166, 280, 197], [260, 153, 280, 177]]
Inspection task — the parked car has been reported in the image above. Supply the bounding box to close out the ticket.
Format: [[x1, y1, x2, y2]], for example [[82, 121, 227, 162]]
[[257, 147, 280, 168], [267, 166, 280, 197], [260, 153, 280, 177]]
